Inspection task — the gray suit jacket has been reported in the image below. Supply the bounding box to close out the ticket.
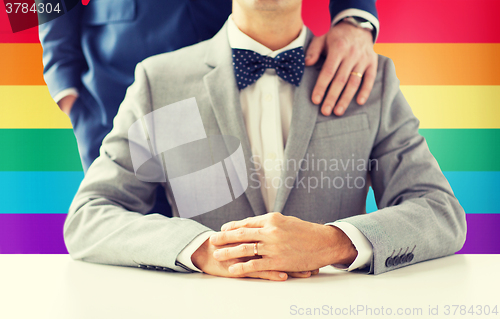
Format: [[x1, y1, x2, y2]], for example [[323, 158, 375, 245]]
[[66, 24, 466, 275]]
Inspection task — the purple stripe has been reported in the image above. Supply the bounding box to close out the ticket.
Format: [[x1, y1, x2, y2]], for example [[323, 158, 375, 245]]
[[0, 214, 498, 254], [456, 214, 500, 254], [0, 214, 68, 254]]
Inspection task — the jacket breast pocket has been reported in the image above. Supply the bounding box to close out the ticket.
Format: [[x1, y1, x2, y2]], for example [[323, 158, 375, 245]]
[[82, 0, 136, 25], [311, 113, 369, 140]]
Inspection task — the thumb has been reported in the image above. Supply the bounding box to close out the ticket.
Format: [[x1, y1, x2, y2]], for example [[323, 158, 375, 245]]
[[305, 35, 326, 66]]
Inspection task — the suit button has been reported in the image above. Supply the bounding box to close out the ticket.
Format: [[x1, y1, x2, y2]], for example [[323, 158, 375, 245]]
[[400, 254, 407, 263], [393, 256, 401, 265], [385, 257, 393, 267], [146, 265, 154, 269], [407, 253, 414, 263]]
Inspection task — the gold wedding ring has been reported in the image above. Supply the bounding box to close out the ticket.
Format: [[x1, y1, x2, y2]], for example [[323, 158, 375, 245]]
[[254, 243, 259, 256], [350, 71, 363, 78]]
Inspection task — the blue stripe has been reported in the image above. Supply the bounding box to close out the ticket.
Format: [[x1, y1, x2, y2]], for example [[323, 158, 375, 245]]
[[366, 172, 500, 214], [0, 171, 498, 214], [366, 188, 377, 213], [0, 172, 84, 213], [445, 171, 499, 214]]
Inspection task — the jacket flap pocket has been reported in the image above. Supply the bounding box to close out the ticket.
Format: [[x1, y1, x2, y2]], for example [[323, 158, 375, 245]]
[[312, 113, 369, 140]]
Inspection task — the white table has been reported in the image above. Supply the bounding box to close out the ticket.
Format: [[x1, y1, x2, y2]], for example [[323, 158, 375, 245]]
[[0, 255, 498, 319]]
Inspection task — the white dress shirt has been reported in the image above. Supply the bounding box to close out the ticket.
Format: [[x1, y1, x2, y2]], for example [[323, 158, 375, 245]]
[[177, 16, 373, 272]]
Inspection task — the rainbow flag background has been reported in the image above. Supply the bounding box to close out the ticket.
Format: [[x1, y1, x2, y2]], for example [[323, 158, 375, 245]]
[[0, 0, 499, 254]]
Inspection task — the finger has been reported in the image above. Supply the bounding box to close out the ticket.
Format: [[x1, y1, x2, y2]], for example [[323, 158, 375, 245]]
[[229, 258, 271, 275], [245, 271, 287, 281], [305, 35, 326, 66], [311, 51, 343, 106], [333, 66, 365, 116], [221, 212, 282, 231], [357, 62, 377, 105], [321, 58, 356, 116], [210, 228, 263, 246], [287, 271, 312, 278], [221, 216, 266, 231], [311, 269, 320, 276], [214, 243, 265, 261]]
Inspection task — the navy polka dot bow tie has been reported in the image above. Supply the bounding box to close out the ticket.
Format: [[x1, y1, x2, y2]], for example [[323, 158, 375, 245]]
[[232, 47, 305, 90]]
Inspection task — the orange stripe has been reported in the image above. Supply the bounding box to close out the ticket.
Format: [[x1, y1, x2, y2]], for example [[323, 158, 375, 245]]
[[0, 43, 45, 85], [1, 43, 499, 86], [374, 43, 500, 85]]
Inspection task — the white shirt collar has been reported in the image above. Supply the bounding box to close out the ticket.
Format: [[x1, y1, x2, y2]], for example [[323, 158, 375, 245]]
[[227, 14, 307, 58]]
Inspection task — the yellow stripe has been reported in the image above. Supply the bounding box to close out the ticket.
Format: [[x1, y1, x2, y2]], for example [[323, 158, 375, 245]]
[[401, 86, 500, 129], [0, 86, 72, 129], [1, 85, 499, 129]]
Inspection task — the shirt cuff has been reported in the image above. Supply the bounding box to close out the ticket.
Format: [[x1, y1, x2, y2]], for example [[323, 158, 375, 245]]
[[326, 221, 373, 271], [176, 230, 215, 272], [53, 88, 79, 104], [331, 9, 380, 43]]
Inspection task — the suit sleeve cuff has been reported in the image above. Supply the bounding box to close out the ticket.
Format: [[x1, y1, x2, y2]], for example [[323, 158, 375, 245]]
[[331, 9, 380, 42], [53, 87, 79, 104], [176, 230, 215, 272], [326, 221, 373, 271]]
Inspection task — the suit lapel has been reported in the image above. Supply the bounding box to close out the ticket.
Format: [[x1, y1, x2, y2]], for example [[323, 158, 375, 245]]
[[273, 56, 320, 212], [203, 23, 267, 216]]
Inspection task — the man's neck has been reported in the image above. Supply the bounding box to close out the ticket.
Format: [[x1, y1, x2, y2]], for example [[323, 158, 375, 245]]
[[232, 3, 303, 51]]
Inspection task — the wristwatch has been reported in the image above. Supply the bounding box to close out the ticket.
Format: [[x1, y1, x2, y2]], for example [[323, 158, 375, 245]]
[[341, 16, 375, 40]]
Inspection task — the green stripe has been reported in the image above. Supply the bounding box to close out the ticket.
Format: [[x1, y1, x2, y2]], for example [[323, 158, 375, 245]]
[[420, 129, 500, 171], [0, 129, 498, 172], [0, 129, 82, 171]]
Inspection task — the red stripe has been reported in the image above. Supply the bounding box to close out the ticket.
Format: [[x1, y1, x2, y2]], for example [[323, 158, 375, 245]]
[[377, 0, 500, 43], [0, 5, 39, 43], [2, 1, 500, 44], [0, 28, 39, 43], [302, 0, 331, 37]]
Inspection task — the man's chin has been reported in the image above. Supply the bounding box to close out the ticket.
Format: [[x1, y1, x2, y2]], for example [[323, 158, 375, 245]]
[[243, 0, 299, 12]]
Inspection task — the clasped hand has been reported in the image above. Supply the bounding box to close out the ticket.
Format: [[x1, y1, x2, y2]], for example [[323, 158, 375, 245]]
[[192, 213, 357, 281]]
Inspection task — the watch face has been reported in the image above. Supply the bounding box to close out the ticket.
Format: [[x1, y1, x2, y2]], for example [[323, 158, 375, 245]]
[[352, 17, 369, 23], [353, 17, 374, 31], [360, 22, 374, 31], [343, 17, 374, 31]]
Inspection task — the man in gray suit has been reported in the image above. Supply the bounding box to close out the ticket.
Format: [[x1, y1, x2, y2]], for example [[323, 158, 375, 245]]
[[66, 0, 466, 281]]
